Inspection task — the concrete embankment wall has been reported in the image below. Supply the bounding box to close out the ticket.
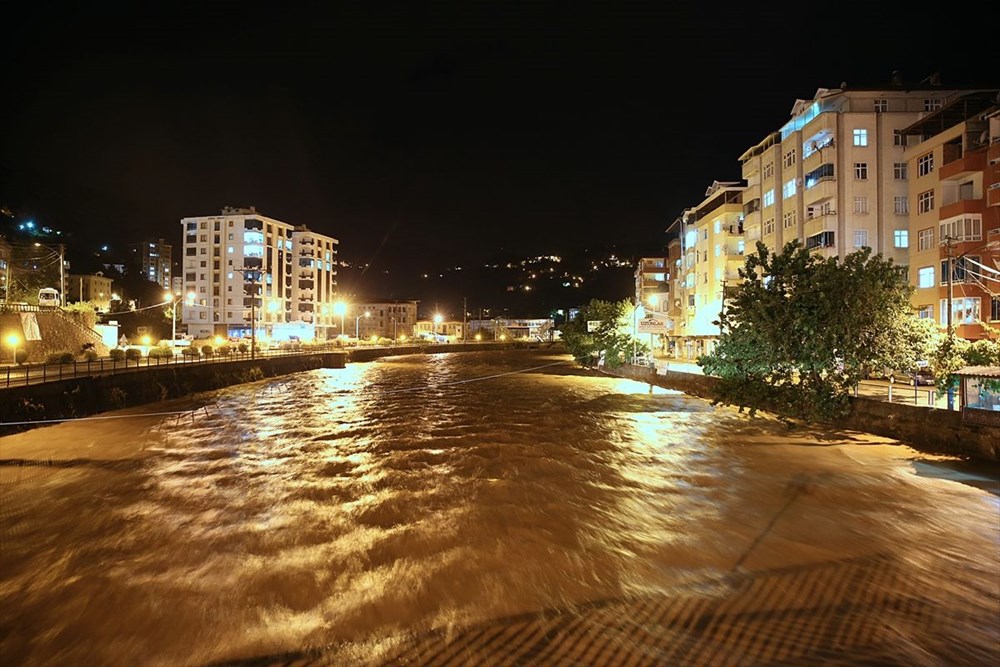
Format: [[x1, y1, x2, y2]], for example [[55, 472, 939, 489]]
[[612, 364, 999, 463], [0, 343, 565, 436], [0, 353, 346, 435]]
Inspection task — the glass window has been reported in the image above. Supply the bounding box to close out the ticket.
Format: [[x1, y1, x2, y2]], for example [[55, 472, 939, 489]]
[[924, 99, 942, 111], [763, 218, 775, 236], [782, 179, 796, 198], [918, 228, 934, 251], [941, 297, 980, 324], [763, 162, 774, 178], [894, 162, 907, 180], [894, 230, 908, 248], [855, 163, 868, 180], [763, 189, 775, 207], [782, 149, 796, 167], [918, 153, 934, 176], [854, 229, 869, 248], [917, 305, 933, 319], [854, 196, 869, 214], [783, 211, 796, 228], [894, 196, 908, 214], [893, 129, 904, 145], [874, 99, 888, 112], [918, 190, 934, 214], [918, 266, 934, 288], [853, 129, 868, 146]]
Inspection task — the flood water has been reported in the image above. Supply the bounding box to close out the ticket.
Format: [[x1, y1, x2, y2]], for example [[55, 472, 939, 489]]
[[1, 350, 998, 666]]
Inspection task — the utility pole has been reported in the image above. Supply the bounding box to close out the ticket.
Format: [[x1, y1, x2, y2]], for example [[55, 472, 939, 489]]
[[463, 297, 467, 341], [236, 266, 261, 360], [59, 244, 66, 307], [719, 278, 727, 337], [945, 237, 955, 411]]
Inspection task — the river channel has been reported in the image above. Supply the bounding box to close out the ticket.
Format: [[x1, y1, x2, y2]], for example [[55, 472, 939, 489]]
[[1, 350, 997, 666]]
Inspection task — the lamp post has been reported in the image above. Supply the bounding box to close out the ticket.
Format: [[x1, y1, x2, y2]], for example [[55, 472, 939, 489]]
[[164, 291, 178, 343], [6, 332, 20, 365], [334, 301, 346, 337], [944, 238, 1000, 410], [355, 310, 370, 339], [433, 313, 443, 334]]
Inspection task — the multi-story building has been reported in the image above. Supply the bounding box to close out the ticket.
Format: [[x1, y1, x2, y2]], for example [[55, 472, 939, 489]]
[[673, 181, 745, 359], [634, 257, 669, 309], [415, 319, 465, 340], [67, 271, 113, 311], [129, 238, 172, 290], [179, 207, 339, 340], [353, 300, 419, 340], [739, 84, 982, 264], [903, 91, 1000, 340]]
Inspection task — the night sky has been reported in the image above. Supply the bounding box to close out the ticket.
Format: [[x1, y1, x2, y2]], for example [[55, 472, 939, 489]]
[[2, 2, 997, 311]]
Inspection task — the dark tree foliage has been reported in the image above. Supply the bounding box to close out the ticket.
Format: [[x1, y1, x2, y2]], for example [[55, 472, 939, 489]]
[[560, 298, 646, 369], [699, 241, 926, 421]]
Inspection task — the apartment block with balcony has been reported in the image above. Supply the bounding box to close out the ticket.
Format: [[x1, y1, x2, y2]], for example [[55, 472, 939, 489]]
[[179, 207, 339, 340], [129, 238, 172, 290], [634, 257, 669, 309], [740, 84, 981, 263], [902, 91, 1000, 340], [673, 181, 745, 359]]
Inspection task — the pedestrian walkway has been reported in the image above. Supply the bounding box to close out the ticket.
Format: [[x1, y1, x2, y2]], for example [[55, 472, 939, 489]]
[[651, 357, 954, 411]]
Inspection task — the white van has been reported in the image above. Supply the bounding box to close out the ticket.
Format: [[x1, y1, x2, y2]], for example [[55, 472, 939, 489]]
[[38, 288, 60, 308]]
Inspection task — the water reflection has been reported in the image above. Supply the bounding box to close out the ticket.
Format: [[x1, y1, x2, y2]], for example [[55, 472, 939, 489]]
[[0, 350, 997, 666]]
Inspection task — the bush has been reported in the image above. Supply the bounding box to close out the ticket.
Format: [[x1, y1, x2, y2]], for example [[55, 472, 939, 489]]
[[124, 348, 143, 361], [237, 342, 249, 354], [217, 344, 232, 357], [14, 349, 29, 364], [46, 351, 75, 364], [148, 346, 174, 359], [109, 348, 125, 361], [201, 345, 214, 357], [181, 346, 200, 357], [82, 349, 99, 362]]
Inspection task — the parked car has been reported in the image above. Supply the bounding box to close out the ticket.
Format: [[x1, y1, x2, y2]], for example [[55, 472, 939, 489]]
[[912, 368, 935, 386]]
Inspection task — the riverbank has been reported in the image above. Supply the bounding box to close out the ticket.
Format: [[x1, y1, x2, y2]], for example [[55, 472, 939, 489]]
[[606, 362, 1000, 463], [0, 342, 564, 436]]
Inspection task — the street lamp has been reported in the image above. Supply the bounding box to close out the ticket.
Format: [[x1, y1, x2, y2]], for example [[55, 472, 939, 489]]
[[334, 301, 347, 336], [164, 291, 178, 343], [355, 310, 370, 338], [433, 313, 443, 334], [6, 332, 21, 364], [944, 238, 1000, 409]]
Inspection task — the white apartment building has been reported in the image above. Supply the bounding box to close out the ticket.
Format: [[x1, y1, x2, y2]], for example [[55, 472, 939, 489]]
[[739, 85, 976, 265], [179, 207, 339, 340]]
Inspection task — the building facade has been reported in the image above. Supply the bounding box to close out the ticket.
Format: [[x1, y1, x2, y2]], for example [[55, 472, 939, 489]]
[[903, 91, 1000, 339], [672, 181, 745, 359], [634, 257, 669, 309], [739, 86, 978, 265], [129, 238, 173, 291], [67, 272, 113, 311], [353, 300, 419, 340], [179, 207, 339, 340]]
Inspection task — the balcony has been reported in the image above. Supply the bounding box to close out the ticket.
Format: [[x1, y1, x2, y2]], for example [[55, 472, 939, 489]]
[[939, 198, 985, 220], [806, 230, 836, 251], [941, 150, 986, 181], [804, 215, 837, 240], [804, 177, 837, 205], [743, 198, 761, 216]]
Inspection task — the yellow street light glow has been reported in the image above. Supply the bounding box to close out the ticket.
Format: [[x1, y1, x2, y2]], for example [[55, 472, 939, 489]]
[[475, 333, 482, 341], [268, 300, 279, 312], [433, 313, 443, 324], [647, 295, 659, 308], [370, 335, 378, 342], [399, 334, 407, 342], [214, 336, 224, 346], [5, 333, 21, 348], [141, 335, 151, 346], [333, 302, 347, 316]]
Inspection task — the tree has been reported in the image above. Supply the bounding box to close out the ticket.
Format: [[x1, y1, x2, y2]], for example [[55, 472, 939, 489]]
[[560, 298, 646, 369], [699, 241, 929, 421]]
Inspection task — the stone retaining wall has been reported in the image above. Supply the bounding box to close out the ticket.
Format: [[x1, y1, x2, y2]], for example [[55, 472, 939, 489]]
[[612, 363, 999, 463]]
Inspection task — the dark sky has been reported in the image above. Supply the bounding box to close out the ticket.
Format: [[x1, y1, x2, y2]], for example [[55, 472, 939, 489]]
[[2, 1, 997, 283]]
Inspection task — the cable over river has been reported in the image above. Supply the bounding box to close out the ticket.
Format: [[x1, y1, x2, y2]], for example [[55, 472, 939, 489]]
[[1, 350, 998, 666]]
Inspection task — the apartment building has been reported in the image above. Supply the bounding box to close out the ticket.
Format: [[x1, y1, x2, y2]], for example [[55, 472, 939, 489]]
[[739, 84, 978, 264], [129, 238, 172, 291], [674, 181, 745, 359], [353, 300, 419, 340], [903, 91, 1000, 339], [67, 272, 113, 311], [179, 207, 339, 340], [634, 257, 669, 309]]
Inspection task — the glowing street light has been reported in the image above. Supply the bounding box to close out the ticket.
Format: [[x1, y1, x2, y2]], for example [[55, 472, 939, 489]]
[[355, 310, 370, 339], [433, 313, 443, 334], [333, 301, 347, 334], [164, 291, 179, 343], [6, 332, 22, 364]]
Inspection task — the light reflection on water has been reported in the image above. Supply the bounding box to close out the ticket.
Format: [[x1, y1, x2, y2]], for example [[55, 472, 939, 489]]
[[0, 350, 998, 666]]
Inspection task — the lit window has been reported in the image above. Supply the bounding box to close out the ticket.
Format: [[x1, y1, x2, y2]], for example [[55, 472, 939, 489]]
[[853, 129, 868, 146], [918, 266, 934, 289], [941, 297, 980, 325], [854, 229, 869, 248], [782, 179, 796, 198], [763, 189, 775, 207], [714, 244, 721, 257]]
